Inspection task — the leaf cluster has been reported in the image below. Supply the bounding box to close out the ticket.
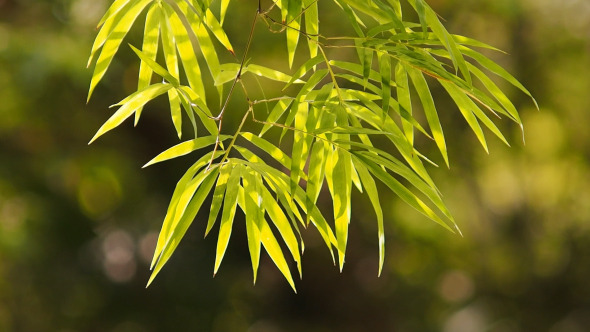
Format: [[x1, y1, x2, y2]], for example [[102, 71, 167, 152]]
[[87, 0, 535, 291]]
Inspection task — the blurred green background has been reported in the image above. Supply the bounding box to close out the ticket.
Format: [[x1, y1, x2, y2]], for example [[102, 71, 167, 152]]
[[1, 0, 589, 331]]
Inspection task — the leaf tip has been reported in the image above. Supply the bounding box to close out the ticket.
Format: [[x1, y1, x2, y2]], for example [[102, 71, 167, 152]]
[[455, 224, 464, 238]]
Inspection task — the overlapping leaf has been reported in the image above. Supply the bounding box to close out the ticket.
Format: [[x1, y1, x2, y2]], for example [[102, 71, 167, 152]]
[[89, 0, 532, 290]]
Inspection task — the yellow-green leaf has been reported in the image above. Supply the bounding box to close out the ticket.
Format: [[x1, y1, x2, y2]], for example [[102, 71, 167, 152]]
[[89, 83, 173, 144]]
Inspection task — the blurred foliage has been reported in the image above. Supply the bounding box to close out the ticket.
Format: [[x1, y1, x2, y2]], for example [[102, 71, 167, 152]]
[[0, 0, 589, 331]]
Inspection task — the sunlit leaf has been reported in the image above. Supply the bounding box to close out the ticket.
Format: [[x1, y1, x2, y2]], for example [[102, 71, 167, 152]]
[[89, 83, 173, 144], [88, 0, 152, 101], [143, 135, 231, 167], [239, 169, 263, 283], [135, 3, 160, 124], [214, 163, 242, 275]]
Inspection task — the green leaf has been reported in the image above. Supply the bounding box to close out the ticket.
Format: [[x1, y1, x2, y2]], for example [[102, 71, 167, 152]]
[[130, 45, 179, 86], [96, 0, 131, 29], [163, 2, 206, 99], [352, 157, 384, 276], [325, 146, 352, 271], [148, 166, 219, 286], [306, 140, 328, 221], [459, 46, 538, 109], [329, 60, 396, 87], [220, 0, 231, 26], [259, 99, 293, 137], [259, 216, 297, 292], [358, 154, 455, 233], [379, 52, 392, 122], [303, 0, 319, 59], [440, 80, 488, 152], [467, 62, 522, 125], [290, 102, 310, 195], [404, 65, 449, 166], [143, 135, 231, 167], [246, 64, 304, 84], [239, 133, 294, 171], [204, 8, 234, 54], [261, 184, 302, 278], [88, 0, 152, 101], [213, 163, 242, 275], [286, 0, 303, 68], [395, 62, 413, 144], [169, 88, 183, 138], [149, 151, 222, 269], [89, 0, 132, 66], [89, 83, 173, 144], [177, 86, 219, 136], [440, 80, 509, 147], [135, 3, 161, 124], [206, 162, 232, 237], [286, 55, 324, 89], [240, 169, 263, 283]]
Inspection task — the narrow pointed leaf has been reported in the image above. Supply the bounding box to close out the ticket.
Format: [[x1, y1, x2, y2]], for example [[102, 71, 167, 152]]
[[88, 0, 152, 101], [135, 4, 161, 124], [89, 83, 173, 144], [213, 163, 242, 275], [352, 157, 384, 276], [240, 169, 263, 283], [143, 135, 231, 167], [148, 167, 219, 286], [130, 45, 179, 86], [205, 162, 233, 237], [405, 65, 448, 166]]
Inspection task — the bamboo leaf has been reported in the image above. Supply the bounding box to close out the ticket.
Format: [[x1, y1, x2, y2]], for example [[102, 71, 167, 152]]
[[286, 0, 303, 68], [261, 184, 302, 278], [206, 161, 233, 237], [459, 46, 538, 109], [88, 0, 152, 101], [143, 135, 231, 167], [440, 80, 488, 152], [286, 55, 324, 89], [240, 133, 294, 171], [240, 168, 263, 283], [96, 0, 131, 29], [352, 157, 384, 276], [163, 2, 206, 99], [359, 154, 455, 232], [214, 163, 242, 275], [303, 0, 319, 59], [259, 217, 297, 292], [89, 0, 132, 67], [204, 8, 234, 54], [150, 152, 222, 269], [306, 140, 328, 221], [169, 88, 183, 138], [404, 65, 449, 166], [177, 86, 219, 135], [407, 0, 471, 85], [135, 3, 161, 124], [325, 146, 352, 271], [89, 83, 173, 144], [130, 45, 179, 86], [259, 99, 293, 137], [379, 52, 392, 122], [467, 62, 522, 125], [220, 0, 231, 26], [440, 80, 510, 147], [395, 62, 413, 144], [246, 64, 304, 84], [148, 166, 219, 286]]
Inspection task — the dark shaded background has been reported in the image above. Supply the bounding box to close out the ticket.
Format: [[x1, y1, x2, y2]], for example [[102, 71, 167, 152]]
[[1, 0, 589, 331]]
